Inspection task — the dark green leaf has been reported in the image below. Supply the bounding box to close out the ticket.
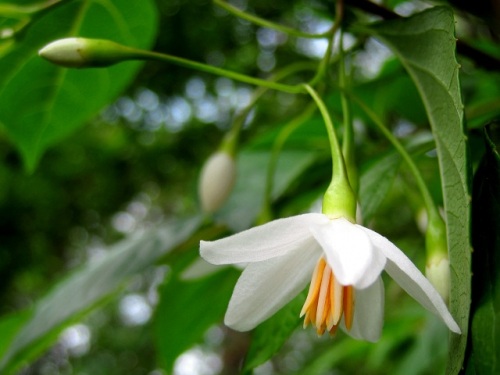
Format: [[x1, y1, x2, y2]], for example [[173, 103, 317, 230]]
[[243, 290, 306, 372], [366, 8, 471, 373], [0, 216, 201, 374], [0, 0, 158, 171], [155, 267, 240, 371], [394, 314, 448, 375], [469, 122, 500, 375], [0, 310, 31, 360]]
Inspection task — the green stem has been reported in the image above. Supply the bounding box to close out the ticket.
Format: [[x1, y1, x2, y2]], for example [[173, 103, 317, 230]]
[[351, 94, 440, 219], [339, 29, 358, 193], [304, 84, 356, 220], [307, 0, 344, 87], [303, 84, 347, 180], [223, 62, 317, 154], [234, 62, 316, 131], [213, 0, 330, 39], [128, 48, 305, 94]]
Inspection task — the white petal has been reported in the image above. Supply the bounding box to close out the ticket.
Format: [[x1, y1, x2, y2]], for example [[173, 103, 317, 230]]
[[342, 277, 385, 342], [361, 226, 461, 334], [224, 241, 322, 331], [310, 218, 386, 289], [200, 213, 327, 265]]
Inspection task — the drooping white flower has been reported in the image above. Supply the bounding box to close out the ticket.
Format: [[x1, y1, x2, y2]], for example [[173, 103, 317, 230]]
[[200, 213, 460, 341]]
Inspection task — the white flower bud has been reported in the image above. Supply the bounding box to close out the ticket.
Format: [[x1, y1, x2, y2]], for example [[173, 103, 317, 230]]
[[39, 37, 135, 68], [39, 38, 87, 67], [198, 151, 236, 213], [425, 256, 450, 303]]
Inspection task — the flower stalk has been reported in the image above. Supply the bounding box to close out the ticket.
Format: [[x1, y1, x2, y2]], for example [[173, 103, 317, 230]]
[[338, 30, 358, 194], [303, 84, 356, 222], [39, 37, 305, 94], [307, 0, 344, 87]]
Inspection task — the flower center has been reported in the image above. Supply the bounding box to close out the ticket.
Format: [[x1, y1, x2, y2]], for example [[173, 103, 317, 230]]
[[300, 257, 355, 336]]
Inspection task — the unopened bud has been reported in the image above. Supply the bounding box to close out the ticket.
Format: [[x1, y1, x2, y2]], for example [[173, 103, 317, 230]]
[[198, 151, 236, 213], [426, 255, 450, 303], [424, 209, 450, 302], [39, 37, 137, 68]]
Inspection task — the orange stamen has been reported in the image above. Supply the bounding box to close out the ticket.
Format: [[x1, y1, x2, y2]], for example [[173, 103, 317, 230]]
[[300, 258, 326, 318], [301, 257, 355, 336], [343, 285, 355, 330]]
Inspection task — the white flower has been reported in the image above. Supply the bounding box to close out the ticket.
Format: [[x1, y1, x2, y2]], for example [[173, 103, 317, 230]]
[[200, 213, 461, 341], [198, 151, 236, 213]]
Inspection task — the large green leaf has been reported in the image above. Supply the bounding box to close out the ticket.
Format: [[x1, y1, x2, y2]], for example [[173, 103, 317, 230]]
[[0, 310, 31, 361], [366, 7, 470, 373], [243, 290, 306, 373], [0, 216, 201, 374], [155, 267, 240, 371], [0, 0, 158, 171], [469, 123, 500, 374]]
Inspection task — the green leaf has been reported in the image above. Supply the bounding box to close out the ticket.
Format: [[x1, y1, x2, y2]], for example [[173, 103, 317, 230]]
[[299, 339, 368, 375], [0, 310, 31, 361], [359, 149, 401, 222], [469, 122, 500, 375], [155, 267, 240, 371], [217, 150, 317, 231], [243, 290, 306, 372], [0, 0, 158, 171], [394, 314, 448, 375], [366, 7, 470, 373], [0, 216, 201, 374]]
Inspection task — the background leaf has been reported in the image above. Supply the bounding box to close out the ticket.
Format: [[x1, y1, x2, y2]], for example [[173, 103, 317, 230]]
[[243, 291, 306, 373], [366, 7, 471, 373], [469, 122, 500, 374], [0, 0, 158, 171], [359, 133, 435, 222], [217, 150, 317, 231], [0, 310, 31, 361], [0, 216, 201, 374], [155, 267, 240, 371]]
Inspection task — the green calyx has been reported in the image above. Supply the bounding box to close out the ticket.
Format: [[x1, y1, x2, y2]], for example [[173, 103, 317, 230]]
[[322, 178, 357, 223]]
